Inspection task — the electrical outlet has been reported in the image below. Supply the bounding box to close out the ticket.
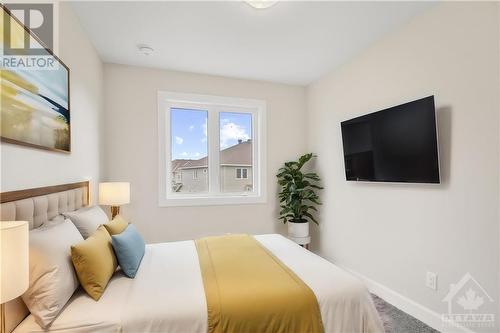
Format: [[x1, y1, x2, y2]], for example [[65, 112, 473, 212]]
[[426, 271, 437, 290]]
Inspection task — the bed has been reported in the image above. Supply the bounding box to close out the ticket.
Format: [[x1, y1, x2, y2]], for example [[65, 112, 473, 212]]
[[1, 182, 383, 333]]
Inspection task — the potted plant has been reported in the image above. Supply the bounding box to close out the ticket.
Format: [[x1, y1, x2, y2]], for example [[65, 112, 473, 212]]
[[276, 153, 322, 240]]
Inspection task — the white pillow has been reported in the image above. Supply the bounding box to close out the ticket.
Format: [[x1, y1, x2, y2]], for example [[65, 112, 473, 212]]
[[64, 206, 108, 239], [43, 214, 65, 227], [22, 219, 83, 329]]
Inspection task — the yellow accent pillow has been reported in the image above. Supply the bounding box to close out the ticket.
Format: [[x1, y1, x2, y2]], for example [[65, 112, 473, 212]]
[[103, 215, 129, 235], [71, 226, 117, 300]]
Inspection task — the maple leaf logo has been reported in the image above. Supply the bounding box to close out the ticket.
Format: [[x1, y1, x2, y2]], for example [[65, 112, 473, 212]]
[[457, 289, 484, 311]]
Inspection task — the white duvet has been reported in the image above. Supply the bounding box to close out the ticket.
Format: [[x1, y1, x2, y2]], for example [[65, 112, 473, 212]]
[[15, 234, 384, 333]]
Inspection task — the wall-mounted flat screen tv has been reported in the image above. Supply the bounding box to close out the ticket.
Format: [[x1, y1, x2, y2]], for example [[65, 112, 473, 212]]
[[341, 96, 440, 183]]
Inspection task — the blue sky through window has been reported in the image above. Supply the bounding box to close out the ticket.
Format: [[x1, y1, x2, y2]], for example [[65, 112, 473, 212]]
[[171, 108, 207, 160], [220, 112, 252, 150], [171, 108, 252, 161]]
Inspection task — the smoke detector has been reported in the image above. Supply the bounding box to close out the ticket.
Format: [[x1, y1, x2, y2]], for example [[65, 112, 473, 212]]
[[138, 45, 154, 56]]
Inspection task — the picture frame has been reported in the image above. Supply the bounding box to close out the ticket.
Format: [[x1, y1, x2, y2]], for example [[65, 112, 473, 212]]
[[1, 5, 71, 153]]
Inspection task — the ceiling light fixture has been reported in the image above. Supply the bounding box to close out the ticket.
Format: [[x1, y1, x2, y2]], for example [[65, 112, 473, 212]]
[[138, 45, 154, 56], [245, 0, 278, 9]]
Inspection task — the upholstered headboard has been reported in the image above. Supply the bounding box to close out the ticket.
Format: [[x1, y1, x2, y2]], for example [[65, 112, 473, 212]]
[[0, 181, 90, 332]]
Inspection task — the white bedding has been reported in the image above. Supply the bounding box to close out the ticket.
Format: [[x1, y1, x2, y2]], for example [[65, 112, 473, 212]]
[[15, 234, 383, 333]]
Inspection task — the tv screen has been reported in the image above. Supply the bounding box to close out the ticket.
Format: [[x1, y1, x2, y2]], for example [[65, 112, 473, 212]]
[[341, 96, 440, 183]]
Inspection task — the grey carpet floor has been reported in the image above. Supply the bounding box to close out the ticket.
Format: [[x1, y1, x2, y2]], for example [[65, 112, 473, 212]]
[[372, 294, 440, 333]]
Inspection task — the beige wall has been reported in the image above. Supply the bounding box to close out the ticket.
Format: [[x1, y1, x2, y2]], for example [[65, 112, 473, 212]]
[[306, 2, 499, 330], [0, 3, 103, 201], [103, 64, 306, 242]]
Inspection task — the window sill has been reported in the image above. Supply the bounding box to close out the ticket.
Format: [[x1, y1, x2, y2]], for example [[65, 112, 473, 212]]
[[159, 194, 267, 207]]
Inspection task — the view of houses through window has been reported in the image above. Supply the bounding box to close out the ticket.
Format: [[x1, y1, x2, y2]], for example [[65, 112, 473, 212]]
[[171, 108, 253, 194]]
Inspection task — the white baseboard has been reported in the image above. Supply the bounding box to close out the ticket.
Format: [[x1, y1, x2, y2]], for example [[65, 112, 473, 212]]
[[338, 265, 476, 333]]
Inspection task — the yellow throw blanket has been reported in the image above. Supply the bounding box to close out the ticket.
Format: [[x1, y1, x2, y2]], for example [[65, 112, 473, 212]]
[[195, 234, 324, 333]]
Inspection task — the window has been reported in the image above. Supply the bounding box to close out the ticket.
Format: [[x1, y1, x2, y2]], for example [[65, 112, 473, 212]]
[[236, 168, 248, 179], [158, 91, 267, 206], [170, 108, 208, 194]]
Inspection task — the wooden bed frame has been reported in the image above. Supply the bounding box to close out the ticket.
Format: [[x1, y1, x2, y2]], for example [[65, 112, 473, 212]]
[[0, 181, 89, 204]]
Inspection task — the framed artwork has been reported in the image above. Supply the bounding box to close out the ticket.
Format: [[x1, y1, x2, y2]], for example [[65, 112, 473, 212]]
[[1, 5, 71, 153]]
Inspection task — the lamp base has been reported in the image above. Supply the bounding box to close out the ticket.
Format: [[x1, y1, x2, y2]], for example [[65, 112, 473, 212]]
[[110, 206, 120, 219]]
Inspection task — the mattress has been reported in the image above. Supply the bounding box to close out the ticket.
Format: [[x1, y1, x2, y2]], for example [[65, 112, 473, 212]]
[[15, 234, 383, 333]]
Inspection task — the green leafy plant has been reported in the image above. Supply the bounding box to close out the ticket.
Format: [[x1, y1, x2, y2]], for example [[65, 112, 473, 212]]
[[277, 153, 323, 224]]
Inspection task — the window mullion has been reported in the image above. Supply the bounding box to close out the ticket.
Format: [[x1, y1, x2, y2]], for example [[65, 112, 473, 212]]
[[208, 107, 220, 194], [165, 102, 173, 196], [252, 111, 259, 195]]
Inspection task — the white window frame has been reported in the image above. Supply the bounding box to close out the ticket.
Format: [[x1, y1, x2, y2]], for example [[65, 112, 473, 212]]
[[193, 169, 198, 180], [158, 91, 267, 206]]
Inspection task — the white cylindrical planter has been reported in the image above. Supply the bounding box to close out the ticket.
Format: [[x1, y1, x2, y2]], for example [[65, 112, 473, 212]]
[[287, 221, 309, 238]]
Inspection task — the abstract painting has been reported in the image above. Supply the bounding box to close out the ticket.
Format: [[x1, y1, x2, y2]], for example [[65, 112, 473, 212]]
[[1, 6, 70, 152]]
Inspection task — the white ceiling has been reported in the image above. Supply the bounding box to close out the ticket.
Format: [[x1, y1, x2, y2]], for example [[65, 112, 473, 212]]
[[71, 1, 434, 86]]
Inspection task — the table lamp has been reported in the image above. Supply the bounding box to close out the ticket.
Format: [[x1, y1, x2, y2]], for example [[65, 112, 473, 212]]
[[1, 221, 29, 333], [99, 182, 130, 219]]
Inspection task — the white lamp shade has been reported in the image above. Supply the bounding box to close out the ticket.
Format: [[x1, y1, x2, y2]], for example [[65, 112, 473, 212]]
[[99, 182, 130, 206], [0, 221, 29, 303]]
